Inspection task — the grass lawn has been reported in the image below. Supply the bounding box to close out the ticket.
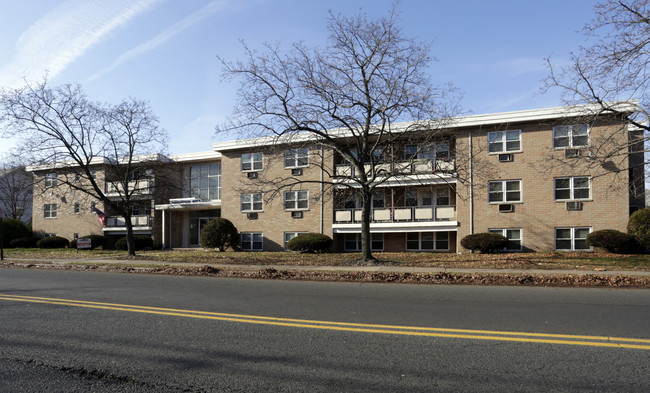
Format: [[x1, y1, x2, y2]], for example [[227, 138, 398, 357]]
[[2, 248, 650, 271]]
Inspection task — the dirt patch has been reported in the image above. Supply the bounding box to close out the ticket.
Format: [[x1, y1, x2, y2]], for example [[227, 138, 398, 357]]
[[2, 262, 649, 288]]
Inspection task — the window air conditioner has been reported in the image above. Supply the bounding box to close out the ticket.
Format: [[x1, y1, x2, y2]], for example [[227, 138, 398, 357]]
[[498, 204, 514, 213], [291, 211, 303, 219], [247, 212, 258, 220], [291, 168, 303, 176], [247, 172, 258, 179], [566, 201, 583, 211], [565, 149, 581, 158], [498, 153, 513, 162]]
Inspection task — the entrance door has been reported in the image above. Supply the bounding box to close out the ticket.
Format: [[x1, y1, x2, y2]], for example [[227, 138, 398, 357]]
[[197, 218, 211, 244]]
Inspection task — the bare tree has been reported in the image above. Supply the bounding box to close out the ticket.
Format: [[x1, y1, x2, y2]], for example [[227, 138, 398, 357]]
[[0, 155, 32, 222], [0, 80, 168, 256], [545, 0, 649, 197], [218, 5, 459, 262]]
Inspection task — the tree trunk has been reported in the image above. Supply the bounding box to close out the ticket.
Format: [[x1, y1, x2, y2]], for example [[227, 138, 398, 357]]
[[360, 190, 375, 263], [124, 214, 136, 257]]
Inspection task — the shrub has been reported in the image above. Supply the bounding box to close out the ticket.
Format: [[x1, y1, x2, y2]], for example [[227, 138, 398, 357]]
[[115, 235, 154, 251], [628, 208, 650, 250], [36, 236, 70, 249], [200, 218, 239, 251], [1, 218, 31, 245], [70, 235, 106, 250], [9, 236, 39, 248], [287, 233, 333, 253], [586, 229, 642, 254], [460, 233, 508, 253]]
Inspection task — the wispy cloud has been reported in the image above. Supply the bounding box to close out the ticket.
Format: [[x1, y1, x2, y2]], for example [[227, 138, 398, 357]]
[[86, 0, 228, 82], [0, 0, 164, 89]]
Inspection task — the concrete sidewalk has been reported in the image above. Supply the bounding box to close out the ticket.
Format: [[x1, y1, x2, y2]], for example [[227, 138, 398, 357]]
[[3, 257, 650, 277]]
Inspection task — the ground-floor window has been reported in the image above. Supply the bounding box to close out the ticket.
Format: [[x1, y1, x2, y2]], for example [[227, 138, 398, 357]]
[[344, 233, 384, 251], [555, 227, 591, 251], [241, 232, 263, 251], [406, 232, 449, 251], [488, 228, 522, 251], [284, 232, 307, 250]]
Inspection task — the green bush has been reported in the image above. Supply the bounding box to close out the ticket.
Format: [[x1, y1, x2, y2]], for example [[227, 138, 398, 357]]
[[586, 229, 642, 254], [628, 208, 650, 250], [200, 218, 239, 251], [9, 236, 39, 248], [287, 233, 333, 253], [70, 235, 106, 250], [36, 236, 70, 249], [1, 218, 31, 245], [115, 235, 154, 251], [460, 233, 509, 253]]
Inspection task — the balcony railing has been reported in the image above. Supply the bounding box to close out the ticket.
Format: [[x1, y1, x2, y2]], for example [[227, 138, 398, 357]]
[[335, 159, 454, 177], [105, 215, 153, 228], [334, 205, 456, 223], [105, 179, 153, 196]]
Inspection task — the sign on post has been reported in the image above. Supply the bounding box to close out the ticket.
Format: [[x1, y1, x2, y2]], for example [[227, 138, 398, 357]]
[[77, 238, 92, 250]]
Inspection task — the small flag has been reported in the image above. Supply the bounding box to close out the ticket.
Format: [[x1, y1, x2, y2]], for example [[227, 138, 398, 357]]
[[91, 206, 107, 227]]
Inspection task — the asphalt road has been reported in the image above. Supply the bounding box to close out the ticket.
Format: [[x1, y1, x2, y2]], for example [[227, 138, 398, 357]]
[[1, 268, 649, 392]]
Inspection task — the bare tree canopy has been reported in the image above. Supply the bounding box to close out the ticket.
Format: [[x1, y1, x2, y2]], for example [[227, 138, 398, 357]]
[[218, 5, 460, 261], [0, 79, 168, 256]]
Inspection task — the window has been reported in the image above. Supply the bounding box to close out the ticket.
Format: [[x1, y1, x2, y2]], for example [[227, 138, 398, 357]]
[[344, 233, 384, 251], [44, 173, 57, 188], [553, 124, 589, 148], [436, 188, 450, 206], [434, 142, 450, 161], [241, 233, 263, 251], [555, 227, 591, 251], [73, 233, 79, 240], [405, 190, 418, 206], [284, 190, 308, 210], [404, 145, 431, 160], [284, 148, 309, 168], [488, 180, 521, 203], [284, 232, 307, 250], [554, 177, 590, 200], [372, 191, 385, 208], [191, 164, 221, 201], [74, 203, 80, 214], [488, 130, 521, 153], [406, 232, 449, 251], [241, 193, 263, 212], [241, 153, 263, 171], [488, 229, 522, 251], [44, 204, 57, 218]]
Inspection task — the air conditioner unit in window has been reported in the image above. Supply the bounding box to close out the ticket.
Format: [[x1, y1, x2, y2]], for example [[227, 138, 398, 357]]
[[247, 172, 258, 179], [291, 211, 303, 219], [565, 148, 582, 158], [498, 204, 514, 213], [247, 212, 258, 220], [498, 153, 513, 162], [291, 168, 303, 176], [566, 201, 583, 211]]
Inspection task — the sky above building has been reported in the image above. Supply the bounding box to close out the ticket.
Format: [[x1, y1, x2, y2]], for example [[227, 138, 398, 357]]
[[0, 0, 599, 156]]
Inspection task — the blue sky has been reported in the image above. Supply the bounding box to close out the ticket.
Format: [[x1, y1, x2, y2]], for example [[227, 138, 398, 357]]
[[0, 0, 599, 156]]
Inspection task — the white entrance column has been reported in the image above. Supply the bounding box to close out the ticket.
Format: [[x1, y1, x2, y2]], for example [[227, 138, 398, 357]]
[[162, 209, 166, 249]]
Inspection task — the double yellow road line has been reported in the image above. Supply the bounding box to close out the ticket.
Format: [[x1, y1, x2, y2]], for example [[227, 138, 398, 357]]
[[2, 294, 649, 350]]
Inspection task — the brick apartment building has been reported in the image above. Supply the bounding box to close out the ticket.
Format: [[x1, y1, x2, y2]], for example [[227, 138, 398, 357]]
[[29, 103, 645, 253]]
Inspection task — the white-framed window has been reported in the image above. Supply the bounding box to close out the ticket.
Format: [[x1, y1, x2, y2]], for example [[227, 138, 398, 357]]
[[555, 227, 591, 251], [488, 228, 522, 251], [406, 232, 449, 251], [284, 190, 308, 210], [554, 177, 590, 200], [44, 204, 57, 219], [241, 193, 263, 212], [436, 188, 450, 206], [488, 180, 521, 203], [191, 164, 221, 201], [488, 130, 521, 153], [284, 232, 307, 250], [241, 153, 263, 171], [44, 173, 58, 188], [241, 232, 263, 251], [553, 124, 589, 148], [73, 203, 80, 214], [284, 148, 309, 168], [344, 233, 384, 251]]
